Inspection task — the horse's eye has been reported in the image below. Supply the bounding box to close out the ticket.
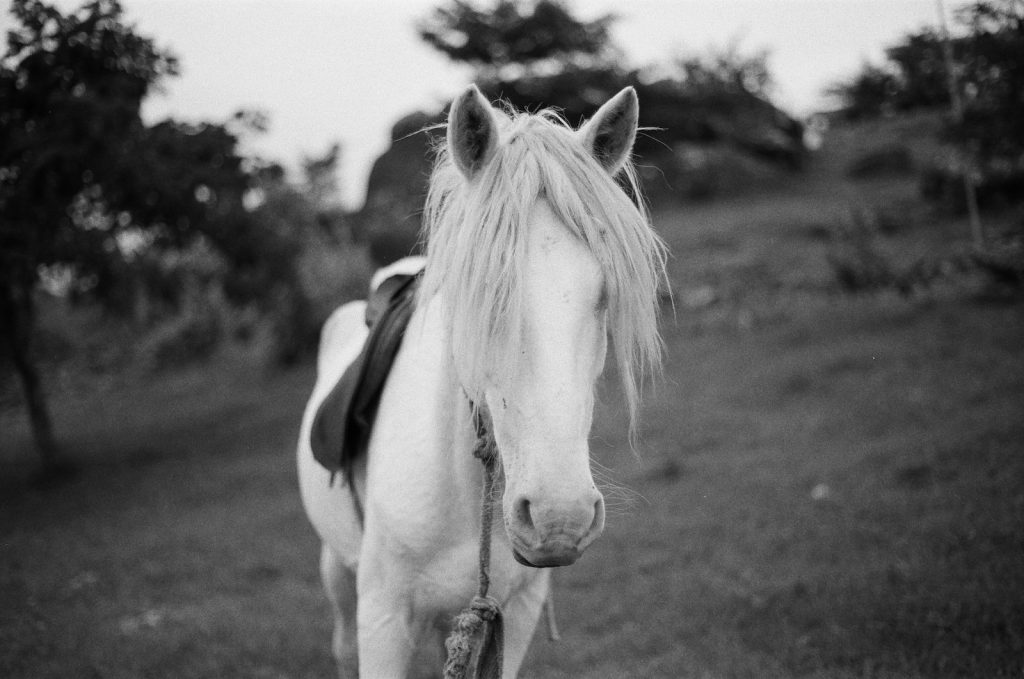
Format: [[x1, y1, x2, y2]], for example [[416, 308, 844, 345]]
[[595, 285, 608, 312]]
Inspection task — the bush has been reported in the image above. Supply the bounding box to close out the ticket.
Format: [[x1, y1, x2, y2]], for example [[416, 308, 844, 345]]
[[296, 239, 377, 333], [826, 207, 921, 294], [825, 206, 1024, 297], [831, 3, 1024, 208], [137, 284, 224, 370], [971, 234, 1024, 288], [846, 145, 914, 179], [921, 161, 1024, 213], [827, 237, 898, 292], [657, 142, 790, 201]]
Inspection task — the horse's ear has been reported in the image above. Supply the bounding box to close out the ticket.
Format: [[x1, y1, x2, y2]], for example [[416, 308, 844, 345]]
[[447, 84, 500, 180], [578, 86, 639, 175]]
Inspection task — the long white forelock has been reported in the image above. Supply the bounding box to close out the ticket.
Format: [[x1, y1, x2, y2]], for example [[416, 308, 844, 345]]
[[420, 106, 668, 439]]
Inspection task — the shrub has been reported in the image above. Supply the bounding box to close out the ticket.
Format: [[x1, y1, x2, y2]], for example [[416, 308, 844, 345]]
[[846, 145, 914, 179], [921, 161, 1024, 213], [827, 238, 898, 292], [826, 207, 911, 293], [296, 239, 377, 334], [137, 282, 224, 370]]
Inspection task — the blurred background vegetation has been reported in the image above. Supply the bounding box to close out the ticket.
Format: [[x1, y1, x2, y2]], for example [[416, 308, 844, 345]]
[[2, 0, 1022, 474]]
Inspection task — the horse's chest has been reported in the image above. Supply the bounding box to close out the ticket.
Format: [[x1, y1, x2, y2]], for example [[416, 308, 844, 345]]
[[406, 538, 536, 615]]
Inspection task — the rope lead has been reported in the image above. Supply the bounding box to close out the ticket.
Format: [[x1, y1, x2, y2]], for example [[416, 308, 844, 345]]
[[443, 410, 504, 679]]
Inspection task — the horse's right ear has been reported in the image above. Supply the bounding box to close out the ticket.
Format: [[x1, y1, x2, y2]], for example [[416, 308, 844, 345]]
[[447, 84, 500, 180], [577, 86, 639, 175]]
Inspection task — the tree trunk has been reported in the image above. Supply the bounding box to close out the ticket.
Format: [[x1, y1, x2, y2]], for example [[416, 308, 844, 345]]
[[1, 281, 61, 473], [11, 338, 60, 471]]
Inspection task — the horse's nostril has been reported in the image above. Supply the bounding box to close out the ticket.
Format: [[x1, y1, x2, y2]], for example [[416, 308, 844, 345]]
[[590, 498, 605, 534], [514, 497, 534, 530]]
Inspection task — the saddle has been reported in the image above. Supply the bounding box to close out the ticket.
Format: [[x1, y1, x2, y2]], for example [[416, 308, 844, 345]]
[[310, 270, 422, 488]]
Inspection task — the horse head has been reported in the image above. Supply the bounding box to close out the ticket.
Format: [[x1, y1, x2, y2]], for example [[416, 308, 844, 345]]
[[427, 84, 663, 568]]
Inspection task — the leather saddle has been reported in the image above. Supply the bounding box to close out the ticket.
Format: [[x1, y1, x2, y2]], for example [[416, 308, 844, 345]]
[[310, 270, 422, 487]]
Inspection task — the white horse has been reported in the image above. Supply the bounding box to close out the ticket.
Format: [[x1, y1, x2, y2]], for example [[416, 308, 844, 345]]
[[297, 84, 667, 678]]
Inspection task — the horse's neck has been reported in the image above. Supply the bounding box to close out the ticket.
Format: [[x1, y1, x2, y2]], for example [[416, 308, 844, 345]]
[[407, 292, 474, 451], [367, 292, 482, 536]]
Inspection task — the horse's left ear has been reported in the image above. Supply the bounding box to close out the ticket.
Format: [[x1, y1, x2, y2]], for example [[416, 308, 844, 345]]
[[578, 86, 639, 175], [448, 84, 501, 180]]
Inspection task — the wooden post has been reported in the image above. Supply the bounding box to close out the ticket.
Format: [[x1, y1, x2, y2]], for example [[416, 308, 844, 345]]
[[936, 0, 985, 249]]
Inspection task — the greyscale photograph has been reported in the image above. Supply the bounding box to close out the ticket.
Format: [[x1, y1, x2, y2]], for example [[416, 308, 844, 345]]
[[1, 1, 1021, 678]]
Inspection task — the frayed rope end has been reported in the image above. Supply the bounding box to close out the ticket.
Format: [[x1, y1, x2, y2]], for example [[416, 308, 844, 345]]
[[443, 595, 504, 679]]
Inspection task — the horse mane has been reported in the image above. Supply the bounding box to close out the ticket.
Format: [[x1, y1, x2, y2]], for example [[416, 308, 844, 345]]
[[419, 105, 668, 438]]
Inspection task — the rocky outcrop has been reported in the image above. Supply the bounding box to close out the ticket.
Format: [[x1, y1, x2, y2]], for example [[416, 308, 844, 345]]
[[352, 110, 442, 265]]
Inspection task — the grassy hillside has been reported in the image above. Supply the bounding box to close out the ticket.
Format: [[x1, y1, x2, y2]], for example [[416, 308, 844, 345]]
[[1, 114, 1022, 678]]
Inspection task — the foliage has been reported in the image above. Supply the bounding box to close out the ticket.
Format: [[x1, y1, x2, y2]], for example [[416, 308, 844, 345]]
[[0, 0, 176, 303], [670, 42, 775, 101], [0, 1, 271, 314], [827, 29, 957, 119], [417, 0, 616, 78], [845, 144, 915, 178], [301, 141, 343, 210], [828, 1, 1024, 207], [0, 0, 320, 466], [0, 0, 184, 467], [826, 63, 902, 119], [825, 203, 1022, 295], [949, 1, 1024, 172], [380, 0, 803, 219], [418, 0, 796, 140], [248, 165, 374, 358], [0, 0, 315, 348]]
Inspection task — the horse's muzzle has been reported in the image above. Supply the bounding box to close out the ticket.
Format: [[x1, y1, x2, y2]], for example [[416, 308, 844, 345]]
[[506, 493, 605, 568]]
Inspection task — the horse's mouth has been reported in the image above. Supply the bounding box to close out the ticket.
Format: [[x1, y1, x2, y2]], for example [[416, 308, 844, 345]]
[[512, 547, 580, 568], [512, 549, 545, 568]]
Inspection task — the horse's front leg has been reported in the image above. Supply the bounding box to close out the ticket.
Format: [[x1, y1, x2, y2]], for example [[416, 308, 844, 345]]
[[499, 569, 550, 679], [355, 544, 420, 677], [320, 544, 359, 678]]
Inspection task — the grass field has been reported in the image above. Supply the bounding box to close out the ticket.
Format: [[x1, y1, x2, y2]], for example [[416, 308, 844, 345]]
[[2, 116, 1022, 678]]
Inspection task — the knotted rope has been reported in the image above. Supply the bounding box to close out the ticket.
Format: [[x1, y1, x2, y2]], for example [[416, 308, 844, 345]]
[[443, 410, 504, 679]]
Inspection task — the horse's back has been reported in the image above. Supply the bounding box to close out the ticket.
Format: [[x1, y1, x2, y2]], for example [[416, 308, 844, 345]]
[[298, 299, 369, 567], [298, 255, 427, 568], [317, 301, 368, 380]]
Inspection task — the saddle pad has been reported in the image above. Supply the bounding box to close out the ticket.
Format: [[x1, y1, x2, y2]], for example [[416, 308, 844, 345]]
[[310, 271, 421, 487]]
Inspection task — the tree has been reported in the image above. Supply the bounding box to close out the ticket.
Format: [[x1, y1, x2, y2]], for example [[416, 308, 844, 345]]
[[829, 1, 1024, 206], [0, 0, 291, 473], [302, 142, 343, 211], [0, 0, 179, 473], [825, 63, 901, 119], [418, 0, 616, 80], [826, 29, 955, 118], [950, 1, 1024, 182], [671, 42, 775, 101], [416, 0, 803, 168]]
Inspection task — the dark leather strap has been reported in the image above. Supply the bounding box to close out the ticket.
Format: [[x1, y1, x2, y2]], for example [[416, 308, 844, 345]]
[[310, 271, 422, 488]]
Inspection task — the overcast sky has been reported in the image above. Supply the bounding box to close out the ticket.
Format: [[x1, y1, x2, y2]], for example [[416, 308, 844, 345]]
[[4, 0, 945, 206]]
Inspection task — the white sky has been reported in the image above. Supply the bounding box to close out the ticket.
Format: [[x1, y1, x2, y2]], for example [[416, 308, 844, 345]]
[[3, 0, 945, 206]]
